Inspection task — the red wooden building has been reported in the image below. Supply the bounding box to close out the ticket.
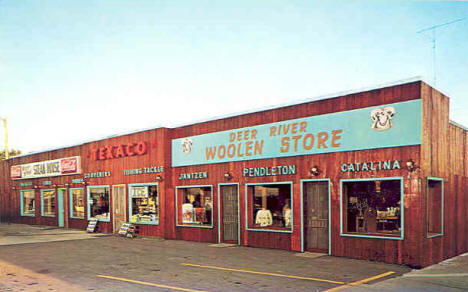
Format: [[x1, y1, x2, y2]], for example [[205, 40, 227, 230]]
[[1, 79, 467, 268]]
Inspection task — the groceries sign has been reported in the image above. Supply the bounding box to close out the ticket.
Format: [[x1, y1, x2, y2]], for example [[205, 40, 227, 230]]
[[11, 156, 81, 180], [172, 100, 422, 167]]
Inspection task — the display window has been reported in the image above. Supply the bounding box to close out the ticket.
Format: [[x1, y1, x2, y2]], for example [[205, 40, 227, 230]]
[[246, 182, 293, 232], [87, 186, 110, 221], [341, 178, 403, 239], [129, 183, 159, 224], [69, 188, 85, 219], [176, 186, 213, 227], [41, 189, 56, 217], [20, 190, 35, 216], [427, 178, 443, 238]]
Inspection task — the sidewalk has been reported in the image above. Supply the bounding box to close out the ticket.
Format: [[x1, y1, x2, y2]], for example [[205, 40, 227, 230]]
[[346, 253, 468, 291], [0, 223, 106, 246]]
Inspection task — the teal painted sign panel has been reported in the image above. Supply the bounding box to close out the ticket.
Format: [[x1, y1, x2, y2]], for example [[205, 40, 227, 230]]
[[172, 99, 422, 167]]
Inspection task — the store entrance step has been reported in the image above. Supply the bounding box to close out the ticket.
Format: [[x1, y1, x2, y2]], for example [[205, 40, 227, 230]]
[[208, 243, 237, 248]]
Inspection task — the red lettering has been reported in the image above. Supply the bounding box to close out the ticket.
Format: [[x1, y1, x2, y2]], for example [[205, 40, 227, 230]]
[[135, 141, 147, 155], [91, 148, 99, 161], [317, 132, 329, 149], [115, 145, 125, 158], [280, 137, 289, 153], [105, 145, 114, 159], [331, 130, 342, 147], [303, 134, 314, 150], [292, 135, 302, 152], [206, 146, 216, 160], [99, 147, 106, 160], [126, 143, 136, 156]]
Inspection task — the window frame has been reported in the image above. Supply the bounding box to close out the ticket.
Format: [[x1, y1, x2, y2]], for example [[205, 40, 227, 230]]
[[20, 189, 35, 217], [426, 177, 444, 239], [340, 177, 404, 240], [69, 188, 85, 219], [128, 182, 159, 225], [87, 185, 111, 222], [245, 181, 294, 234], [41, 189, 56, 217], [175, 185, 214, 229]]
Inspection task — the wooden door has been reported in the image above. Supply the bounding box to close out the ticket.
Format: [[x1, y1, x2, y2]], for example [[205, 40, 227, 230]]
[[303, 181, 329, 253], [221, 185, 239, 244], [112, 185, 126, 233]]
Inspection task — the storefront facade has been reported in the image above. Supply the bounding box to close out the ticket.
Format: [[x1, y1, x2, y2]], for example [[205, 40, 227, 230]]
[[1, 80, 467, 268]]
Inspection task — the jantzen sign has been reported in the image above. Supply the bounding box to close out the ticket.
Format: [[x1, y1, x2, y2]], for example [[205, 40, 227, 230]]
[[172, 100, 422, 167], [11, 156, 81, 180]]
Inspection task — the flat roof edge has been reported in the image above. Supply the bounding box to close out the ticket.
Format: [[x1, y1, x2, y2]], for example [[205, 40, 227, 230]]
[[7, 76, 441, 161]]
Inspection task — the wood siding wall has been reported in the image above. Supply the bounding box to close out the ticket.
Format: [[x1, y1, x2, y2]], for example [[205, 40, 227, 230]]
[[1, 128, 171, 237], [420, 82, 468, 267]]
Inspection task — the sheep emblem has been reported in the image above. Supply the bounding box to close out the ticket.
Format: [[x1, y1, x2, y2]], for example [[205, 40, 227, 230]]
[[181, 138, 193, 154], [370, 107, 396, 131]]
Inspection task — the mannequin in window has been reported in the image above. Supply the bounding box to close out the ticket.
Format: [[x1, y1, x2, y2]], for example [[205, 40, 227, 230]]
[[255, 207, 273, 227], [282, 203, 291, 227]]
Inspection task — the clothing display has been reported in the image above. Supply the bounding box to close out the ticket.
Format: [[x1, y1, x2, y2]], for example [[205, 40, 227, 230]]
[[194, 207, 207, 223], [255, 209, 273, 227], [182, 203, 194, 223], [283, 208, 291, 227]]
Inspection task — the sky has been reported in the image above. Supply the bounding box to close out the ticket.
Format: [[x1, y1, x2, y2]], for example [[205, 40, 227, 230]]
[[1, 0, 467, 154]]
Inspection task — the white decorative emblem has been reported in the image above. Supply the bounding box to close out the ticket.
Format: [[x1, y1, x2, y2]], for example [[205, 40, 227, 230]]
[[370, 107, 396, 131], [181, 138, 193, 154]]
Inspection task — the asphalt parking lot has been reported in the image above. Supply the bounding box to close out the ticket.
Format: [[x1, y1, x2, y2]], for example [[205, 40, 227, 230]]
[[0, 223, 466, 291]]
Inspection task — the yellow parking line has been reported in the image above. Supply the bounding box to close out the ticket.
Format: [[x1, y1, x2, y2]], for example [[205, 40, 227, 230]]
[[181, 263, 345, 284], [324, 271, 395, 291], [97, 275, 209, 292]]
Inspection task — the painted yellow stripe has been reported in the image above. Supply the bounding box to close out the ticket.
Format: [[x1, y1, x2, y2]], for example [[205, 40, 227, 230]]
[[181, 263, 344, 284], [97, 275, 208, 292], [324, 271, 395, 292]]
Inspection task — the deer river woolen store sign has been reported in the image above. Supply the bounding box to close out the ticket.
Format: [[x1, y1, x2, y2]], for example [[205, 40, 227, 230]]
[[172, 100, 422, 167]]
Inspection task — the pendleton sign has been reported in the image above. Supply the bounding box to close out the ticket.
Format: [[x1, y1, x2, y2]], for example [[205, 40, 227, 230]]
[[10, 156, 81, 180], [172, 100, 422, 167]]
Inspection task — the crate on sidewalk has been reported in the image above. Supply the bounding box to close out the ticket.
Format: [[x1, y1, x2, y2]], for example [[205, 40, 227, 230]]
[[118, 223, 138, 238]]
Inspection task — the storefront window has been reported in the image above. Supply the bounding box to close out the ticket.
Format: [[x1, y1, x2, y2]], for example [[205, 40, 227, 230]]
[[87, 186, 110, 221], [41, 189, 56, 217], [176, 186, 213, 227], [20, 190, 35, 216], [341, 178, 403, 238], [427, 178, 443, 237], [129, 183, 159, 224], [247, 183, 292, 231], [70, 188, 85, 219]]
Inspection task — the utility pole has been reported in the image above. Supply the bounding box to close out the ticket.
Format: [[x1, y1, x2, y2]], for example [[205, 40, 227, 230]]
[[1, 117, 8, 159], [417, 17, 466, 86]]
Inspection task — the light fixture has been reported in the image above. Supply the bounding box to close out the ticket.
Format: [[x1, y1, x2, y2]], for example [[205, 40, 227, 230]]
[[65, 183, 70, 187], [81, 181, 87, 186], [224, 172, 232, 180], [375, 180, 381, 193], [11, 186, 16, 190], [309, 166, 320, 176], [34, 185, 38, 189], [406, 159, 416, 172], [155, 174, 163, 182]]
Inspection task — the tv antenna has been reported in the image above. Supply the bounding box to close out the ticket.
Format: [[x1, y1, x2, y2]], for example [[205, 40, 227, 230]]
[[417, 17, 466, 86]]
